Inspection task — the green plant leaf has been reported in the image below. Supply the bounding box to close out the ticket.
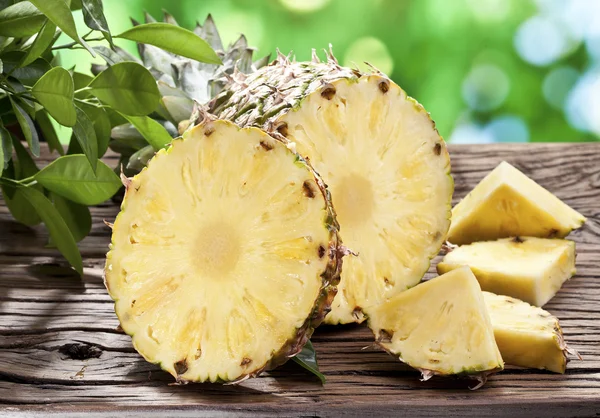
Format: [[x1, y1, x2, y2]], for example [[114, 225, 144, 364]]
[[21, 20, 56, 67], [0, 1, 45, 38], [2, 52, 51, 84], [35, 154, 121, 205], [28, 0, 94, 56], [88, 62, 160, 116], [292, 340, 326, 384], [116, 22, 221, 65], [9, 97, 39, 157], [126, 144, 154, 171], [119, 113, 172, 150], [93, 45, 126, 65], [19, 185, 83, 275], [11, 134, 38, 178], [36, 110, 64, 155], [0, 127, 11, 172], [72, 105, 98, 172], [1, 161, 41, 226], [77, 101, 111, 157], [81, 0, 113, 48], [50, 193, 91, 242], [31, 67, 76, 127]]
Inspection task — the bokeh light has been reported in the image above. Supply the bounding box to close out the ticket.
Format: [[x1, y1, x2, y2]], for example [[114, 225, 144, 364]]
[[343, 37, 394, 75], [462, 64, 510, 112]]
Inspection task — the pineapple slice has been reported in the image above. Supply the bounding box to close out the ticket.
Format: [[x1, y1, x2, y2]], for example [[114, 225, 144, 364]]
[[368, 266, 504, 385], [438, 237, 576, 307], [212, 52, 453, 324], [105, 120, 342, 383], [484, 292, 577, 373], [448, 161, 585, 245]]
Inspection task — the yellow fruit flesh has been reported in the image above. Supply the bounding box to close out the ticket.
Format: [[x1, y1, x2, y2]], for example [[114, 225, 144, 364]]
[[484, 292, 569, 373], [438, 237, 576, 306], [368, 267, 503, 377], [282, 75, 453, 324], [448, 161, 585, 245], [105, 122, 332, 383]]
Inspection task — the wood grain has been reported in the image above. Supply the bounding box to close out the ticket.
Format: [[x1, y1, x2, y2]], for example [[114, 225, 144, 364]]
[[1, 143, 599, 417]]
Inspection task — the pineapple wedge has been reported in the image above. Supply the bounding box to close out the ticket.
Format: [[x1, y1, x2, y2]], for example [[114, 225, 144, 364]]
[[368, 266, 504, 385], [105, 120, 342, 383], [437, 237, 576, 306], [212, 51, 454, 324], [448, 161, 585, 245], [484, 292, 577, 373]]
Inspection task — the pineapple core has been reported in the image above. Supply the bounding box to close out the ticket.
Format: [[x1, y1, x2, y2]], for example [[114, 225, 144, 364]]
[[484, 292, 573, 373], [448, 161, 585, 245], [368, 266, 503, 380], [282, 75, 453, 324], [438, 237, 576, 307], [105, 121, 336, 383]]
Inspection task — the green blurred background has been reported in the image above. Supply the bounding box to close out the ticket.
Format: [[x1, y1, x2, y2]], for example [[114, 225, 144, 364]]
[[63, 0, 600, 143]]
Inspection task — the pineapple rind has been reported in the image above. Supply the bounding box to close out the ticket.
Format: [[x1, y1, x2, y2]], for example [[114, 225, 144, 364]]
[[437, 237, 576, 306], [483, 291, 570, 373], [367, 267, 504, 383], [211, 52, 453, 325], [448, 161, 586, 245], [104, 120, 342, 383]]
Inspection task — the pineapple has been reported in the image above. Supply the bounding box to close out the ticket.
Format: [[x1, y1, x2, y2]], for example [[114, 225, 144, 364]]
[[484, 292, 578, 373], [448, 161, 586, 245], [437, 237, 576, 307], [368, 266, 504, 386], [104, 118, 343, 383], [210, 50, 453, 324]]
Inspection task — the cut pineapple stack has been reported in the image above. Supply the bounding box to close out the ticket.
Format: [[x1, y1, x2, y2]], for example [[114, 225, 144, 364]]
[[448, 161, 585, 245], [484, 292, 576, 373], [211, 51, 454, 324], [368, 267, 504, 385], [438, 237, 576, 306], [104, 120, 342, 383]]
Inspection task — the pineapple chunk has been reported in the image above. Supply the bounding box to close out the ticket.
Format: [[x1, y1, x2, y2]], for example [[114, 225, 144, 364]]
[[484, 292, 575, 373], [437, 237, 576, 306], [448, 161, 585, 245], [368, 266, 503, 384], [105, 120, 342, 383]]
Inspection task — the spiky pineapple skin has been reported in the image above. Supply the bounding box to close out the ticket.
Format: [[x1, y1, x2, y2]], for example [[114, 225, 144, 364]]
[[210, 52, 453, 324], [104, 120, 343, 383]]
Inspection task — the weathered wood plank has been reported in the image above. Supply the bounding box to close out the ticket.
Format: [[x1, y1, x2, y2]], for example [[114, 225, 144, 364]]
[[0, 143, 599, 416]]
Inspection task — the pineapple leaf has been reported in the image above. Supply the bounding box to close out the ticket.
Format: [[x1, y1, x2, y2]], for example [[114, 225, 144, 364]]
[[21, 20, 56, 67], [119, 113, 172, 150], [0, 1, 45, 38], [88, 62, 160, 116], [31, 67, 76, 127], [19, 185, 83, 276], [198, 14, 223, 52], [93, 45, 127, 65], [28, 0, 95, 57], [292, 340, 326, 384], [81, 0, 113, 48], [116, 22, 222, 65], [34, 154, 121, 206], [9, 97, 39, 157], [72, 105, 98, 172]]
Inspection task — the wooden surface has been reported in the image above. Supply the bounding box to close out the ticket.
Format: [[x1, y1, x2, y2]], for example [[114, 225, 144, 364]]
[[0, 143, 599, 417]]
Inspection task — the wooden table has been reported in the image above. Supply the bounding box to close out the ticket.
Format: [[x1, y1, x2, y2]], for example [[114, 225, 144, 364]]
[[1, 143, 599, 417]]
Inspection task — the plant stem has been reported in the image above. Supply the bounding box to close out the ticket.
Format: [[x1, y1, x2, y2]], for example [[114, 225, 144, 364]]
[[52, 37, 105, 51], [17, 176, 35, 184], [74, 87, 92, 95]]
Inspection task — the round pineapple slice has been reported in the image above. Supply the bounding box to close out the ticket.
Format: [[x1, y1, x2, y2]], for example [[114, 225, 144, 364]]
[[105, 120, 341, 383], [211, 52, 453, 324]]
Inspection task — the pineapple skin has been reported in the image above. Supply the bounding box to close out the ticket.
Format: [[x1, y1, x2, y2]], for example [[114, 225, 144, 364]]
[[437, 237, 576, 307], [104, 120, 343, 383], [448, 161, 586, 245], [210, 51, 453, 325], [484, 292, 572, 373]]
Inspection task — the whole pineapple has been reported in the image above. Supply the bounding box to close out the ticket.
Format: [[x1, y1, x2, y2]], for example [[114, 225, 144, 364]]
[[105, 117, 342, 383], [209, 50, 453, 324]]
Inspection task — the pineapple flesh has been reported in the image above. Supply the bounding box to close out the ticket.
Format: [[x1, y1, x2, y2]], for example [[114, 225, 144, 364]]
[[448, 161, 586, 245], [484, 291, 575, 373], [104, 120, 342, 383], [438, 237, 576, 307], [211, 51, 453, 324], [368, 266, 504, 384]]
